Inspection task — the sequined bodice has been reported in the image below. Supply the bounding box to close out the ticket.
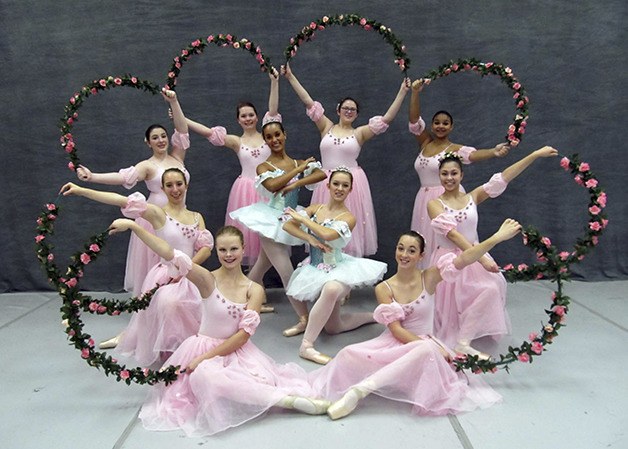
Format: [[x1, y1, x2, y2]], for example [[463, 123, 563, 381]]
[[319, 127, 362, 169], [238, 143, 271, 179], [198, 287, 247, 339], [434, 197, 479, 249], [154, 213, 200, 258]]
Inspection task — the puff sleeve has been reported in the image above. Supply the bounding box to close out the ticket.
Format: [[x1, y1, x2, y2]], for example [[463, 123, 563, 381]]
[[121, 192, 148, 219], [374, 301, 405, 325]]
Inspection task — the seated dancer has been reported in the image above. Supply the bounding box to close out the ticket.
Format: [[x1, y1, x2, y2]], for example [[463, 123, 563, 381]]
[[309, 219, 522, 420], [230, 120, 326, 327], [282, 167, 387, 364], [60, 168, 212, 363], [107, 220, 330, 437], [428, 146, 558, 358]]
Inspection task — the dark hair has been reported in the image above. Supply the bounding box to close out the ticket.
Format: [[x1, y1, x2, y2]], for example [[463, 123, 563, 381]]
[[329, 168, 353, 187], [337, 97, 360, 114], [262, 120, 285, 134], [161, 167, 187, 186], [236, 102, 258, 119], [216, 225, 244, 246], [145, 124, 168, 141], [431, 110, 454, 125], [399, 230, 425, 254], [437, 153, 464, 171]]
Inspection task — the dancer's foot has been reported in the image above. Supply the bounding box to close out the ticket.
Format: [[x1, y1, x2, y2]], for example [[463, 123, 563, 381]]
[[279, 396, 331, 415], [260, 304, 275, 313], [454, 340, 491, 361], [283, 315, 308, 337], [99, 334, 121, 350], [299, 345, 332, 365], [327, 387, 365, 420]]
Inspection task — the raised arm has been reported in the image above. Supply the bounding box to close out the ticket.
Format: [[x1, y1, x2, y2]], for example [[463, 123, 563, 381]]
[[355, 78, 410, 145], [281, 63, 333, 134], [423, 218, 522, 292], [268, 68, 279, 116], [409, 78, 431, 147]]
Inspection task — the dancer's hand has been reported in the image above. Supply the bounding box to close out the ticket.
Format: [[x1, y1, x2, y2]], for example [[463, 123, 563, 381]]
[[185, 355, 205, 373], [76, 164, 92, 181], [309, 237, 332, 253], [59, 182, 84, 196], [161, 88, 177, 103], [280, 63, 293, 79], [269, 66, 279, 80], [533, 146, 558, 158], [297, 156, 316, 172], [411, 78, 430, 93], [493, 143, 510, 158], [279, 182, 298, 196], [479, 257, 500, 273], [108, 218, 135, 235], [494, 218, 522, 242]]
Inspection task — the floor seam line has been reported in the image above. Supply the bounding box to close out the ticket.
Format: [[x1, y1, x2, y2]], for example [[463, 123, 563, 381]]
[[112, 406, 141, 449], [570, 297, 628, 332], [448, 414, 474, 449], [0, 296, 57, 331]]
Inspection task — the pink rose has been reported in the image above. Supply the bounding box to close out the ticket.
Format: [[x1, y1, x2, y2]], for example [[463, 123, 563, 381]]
[[65, 278, 78, 288], [142, 368, 150, 377], [464, 64, 471, 70], [522, 233, 529, 245], [578, 162, 590, 172], [541, 236, 552, 247], [175, 62, 181, 69], [36, 217, 43, 226], [536, 251, 547, 262], [574, 175, 584, 186], [485, 62, 494, 68], [585, 178, 598, 188], [226, 34, 233, 41], [68, 162, 75, 171], [68, 329, 75, 337], [131, 77, 137, 84], [88, 338, 95, 348], [168, 72, 175, 78], [589, 205, 601, 215], [80, 253, 91, 264], [191, 39, 200, 47], [559, 157, 570, 170], [35, 235, 45, 243], [518, 353, 530, 363], [360, 18, 367, 26], [364, 24, 372, 30], [531, 342, 543, 355], [517, 100, 525, 108], [207, 35, 214, 42], [559, 251, 570, 260], [120, 370, 130, 380], [445, 68, 451, 75], [553, 305, 566, 316], [70, 97, 76, 104], [592, 236, 599, 245], [589, 222, 601, 231], [89, 302, 98, 312], [47, 254, 54, 262], [452, 63, 459, 71], [46, 203, 57, 211], [502, 263, 514, 270], [517, 263, 529, 271], [97, 305, 107, 314], [114, 77, 122, 85], [597, 192, 607, 207], [99, 79, 107, 87], [81, 348, 90, 359], [528, 332, 538, 341], [309, 21, 317, 29], [232, 42, 240, 49], [89, 244, 101, 252], [512, 82, 521, 90], [601, 218, 609, 229], [245, 42, 252, 50], [112, 310, 121, 316], [181, 49, 188, 56]]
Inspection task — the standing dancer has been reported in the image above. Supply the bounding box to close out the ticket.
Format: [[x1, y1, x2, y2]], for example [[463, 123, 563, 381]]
[[310, 219, 521, 420], [60, 168, 212, 360], [182, 70, 281, 266], [428, 146, 557, 358], [409, 79, 509, 267], [282, 63, 410, 257], [75, 89, 190, 296], [282, 168, 387, 364], [107, 221, 330, 437], [230, 121, 326, 332]]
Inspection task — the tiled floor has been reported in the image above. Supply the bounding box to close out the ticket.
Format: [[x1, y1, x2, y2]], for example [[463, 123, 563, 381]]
[[1, 280, 626, 449]]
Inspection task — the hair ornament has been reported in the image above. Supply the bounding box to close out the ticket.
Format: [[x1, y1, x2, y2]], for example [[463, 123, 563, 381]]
[[438, 151, 462, 163], [331, 165, 352, 175]]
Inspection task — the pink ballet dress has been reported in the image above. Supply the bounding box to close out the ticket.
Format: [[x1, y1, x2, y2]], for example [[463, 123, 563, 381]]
[[429, 186, 511, 348], [139, 274, 316, 437], [309, 260, 501, 416], [120, 131, 190, 296], [116, 193, 213, 366], [307, 102, 388, 257], [411, 145, 475, 268], [286, 210, 387, 302]]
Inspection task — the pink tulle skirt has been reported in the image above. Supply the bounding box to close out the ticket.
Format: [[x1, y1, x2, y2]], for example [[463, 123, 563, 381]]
[[309, 331, 501, 416], [311, 166, 377, 257], [116, 264, 202, 366], [139, 334, 315, 437], [430, 247, 511, 347], [224, 176, 266, 266], [124, 217, 160, 297]]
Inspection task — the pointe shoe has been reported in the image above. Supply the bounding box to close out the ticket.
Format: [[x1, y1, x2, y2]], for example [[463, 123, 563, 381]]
[[292, 397, 331, 415], [327, 388, 364, 420], [260, 304, 275, 313], [454, 341, 491, 361], [282, 316, 308, 337], [99, 334, 121, 350], [299, 346, 332, 365]]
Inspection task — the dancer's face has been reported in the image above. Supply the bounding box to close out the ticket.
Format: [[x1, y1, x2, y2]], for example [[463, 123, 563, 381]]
[[439, 160, 463, 191], [162, 170, 187, 203], [337, 99, 358, 123], [237, 106, 258, 130], [146, 127, 169, 154], [328, 172, 352, 202], [431, 113, 453, 139], [395, 235, 424, 268], [216, 234, 244, 268], [263, 123, 286, 153]]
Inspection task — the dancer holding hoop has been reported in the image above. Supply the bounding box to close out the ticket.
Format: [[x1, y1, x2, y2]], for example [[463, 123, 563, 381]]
[[282, 63, 410, 257]]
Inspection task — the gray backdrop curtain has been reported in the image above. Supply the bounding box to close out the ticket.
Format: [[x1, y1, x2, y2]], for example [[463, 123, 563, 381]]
[[2, 0, 626, 292]]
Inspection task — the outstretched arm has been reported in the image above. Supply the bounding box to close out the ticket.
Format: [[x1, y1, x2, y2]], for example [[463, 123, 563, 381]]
[[468, 143, 510, 162], [356, 78, 410, 145], [268, 68, 279, 116], [409, 78, 432, 147]]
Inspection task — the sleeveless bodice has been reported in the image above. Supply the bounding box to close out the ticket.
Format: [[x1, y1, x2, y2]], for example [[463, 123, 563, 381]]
[[384, 281, 435, 335], [414, 149, 446, 188], [308, 214, 349, 267], [154, 213, 200, 259], [319, 127, 362, 169], [145, 163, 190, 207], [198, 287, 247, 339], [434, 197, 479, 249], [237, 143, 271, 179]]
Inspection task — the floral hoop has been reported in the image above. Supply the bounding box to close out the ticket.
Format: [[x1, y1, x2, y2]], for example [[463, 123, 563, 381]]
[[284, 14, 410, 72], [422, 58, 529, 147], [35, 202, 179, 385], [165, 34, 271, 89], [452, 154, 608, 373], [59, 75, 160, 171]]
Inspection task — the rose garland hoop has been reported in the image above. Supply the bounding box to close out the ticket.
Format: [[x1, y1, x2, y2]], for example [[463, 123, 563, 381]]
[[284, 14, 410, 73], [165, 34, 271, 90], [60, 75, 160, 171], [422, 58, 529, 147], [35, 202, 179, 385], [452, 154, 608, 373]]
